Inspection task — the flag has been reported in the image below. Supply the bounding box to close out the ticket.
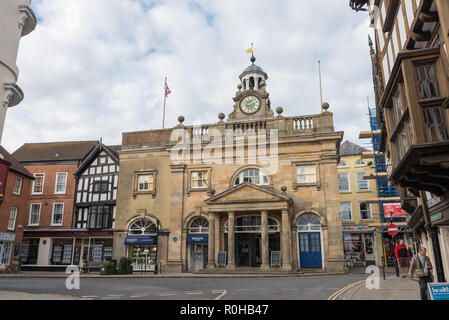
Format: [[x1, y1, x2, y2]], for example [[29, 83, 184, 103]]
[[246, 47, 255, 54], [165, 81, 172, 97]]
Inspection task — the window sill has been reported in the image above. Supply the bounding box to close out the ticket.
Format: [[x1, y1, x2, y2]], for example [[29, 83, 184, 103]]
[[357, 190, 372, 193], [12, 192, 21, 196], [132, 190, 156, 199], [31, 193, 43, 196], [339, 191, 351, 194], [51, 224, 63, 227], [7, 228, 15, 232], [54, 192, 66, 195], [27, 224, 39, 227], [293, 182, 320, 190]]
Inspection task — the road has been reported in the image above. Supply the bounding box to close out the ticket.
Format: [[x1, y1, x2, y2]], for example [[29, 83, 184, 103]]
[[0, 274, 366, 300]]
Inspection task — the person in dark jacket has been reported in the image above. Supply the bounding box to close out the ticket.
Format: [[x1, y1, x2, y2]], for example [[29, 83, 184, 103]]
[[395, 240, 410, 278], [409, 247, 433, 300]]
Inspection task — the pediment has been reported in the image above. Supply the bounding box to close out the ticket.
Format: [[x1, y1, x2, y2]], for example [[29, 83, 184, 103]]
[[206, 183, 290, 205]]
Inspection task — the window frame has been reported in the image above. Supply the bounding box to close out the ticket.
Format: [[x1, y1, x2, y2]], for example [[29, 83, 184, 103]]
[[188, 168, 212, 194], [233, 167, 270, 187], [338, 172, 351, 192], [133, 170, 157, 198], [54, 172, 68, 195], [8, 207, 17, 231], [13, 177, 22, 195], [28, 203, 41, 226], [340, 202, 353, 221], [359, 201, 373, 220], [51, 202, 64, 226], [92, 180, 109, 193], [32, 173, 45, 195], [356, 172, 370, 191], [292, 162, 320, 189]]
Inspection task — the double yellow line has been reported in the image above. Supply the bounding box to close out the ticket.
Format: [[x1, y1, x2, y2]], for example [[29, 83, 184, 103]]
[[327, 279, 366, 300]]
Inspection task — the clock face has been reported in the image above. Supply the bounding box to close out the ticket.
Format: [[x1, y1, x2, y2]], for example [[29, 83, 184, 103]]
[[240, 95, 261, 115]]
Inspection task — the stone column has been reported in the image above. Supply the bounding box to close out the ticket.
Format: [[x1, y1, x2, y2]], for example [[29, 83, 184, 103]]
[[261, 211, 270, 269], [207, 212, 216, 269], [227, 211, 236, 269], [281, 210, 292, 270]]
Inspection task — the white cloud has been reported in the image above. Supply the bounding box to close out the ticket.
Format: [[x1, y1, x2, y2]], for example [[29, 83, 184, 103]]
[[3, 0, 375, 152]]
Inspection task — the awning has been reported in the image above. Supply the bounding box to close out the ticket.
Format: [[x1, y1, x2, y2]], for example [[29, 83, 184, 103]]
[[124, 235, 157, 245], [187, 234, 208, 244]]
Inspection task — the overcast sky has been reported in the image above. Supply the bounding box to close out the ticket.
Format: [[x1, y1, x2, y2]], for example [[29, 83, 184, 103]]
[[3, 0, 375, 153]]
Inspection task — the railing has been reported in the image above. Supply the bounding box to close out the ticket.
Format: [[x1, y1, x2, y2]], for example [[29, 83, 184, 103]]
[[291, 116, 315, 133], [232, 121, 267, 136]]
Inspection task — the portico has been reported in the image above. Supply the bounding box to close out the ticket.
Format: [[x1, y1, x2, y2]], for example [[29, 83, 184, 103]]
[[205, 183, 293, 271]]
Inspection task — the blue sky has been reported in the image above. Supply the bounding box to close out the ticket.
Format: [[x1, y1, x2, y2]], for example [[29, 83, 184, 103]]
[[3, 0, 374, 152]]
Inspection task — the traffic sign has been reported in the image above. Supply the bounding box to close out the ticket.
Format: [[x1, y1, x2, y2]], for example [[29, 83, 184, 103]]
[[388, 224, 399, 236]]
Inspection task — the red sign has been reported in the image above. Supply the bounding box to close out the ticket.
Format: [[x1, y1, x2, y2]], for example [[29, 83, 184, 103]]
[[0, 159, 11, 202], [383, 202, 407, 218], [388, 224, 399, 236]]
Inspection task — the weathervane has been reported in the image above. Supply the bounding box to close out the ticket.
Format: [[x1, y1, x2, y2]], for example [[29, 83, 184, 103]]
[[246, 43, 256, 64]]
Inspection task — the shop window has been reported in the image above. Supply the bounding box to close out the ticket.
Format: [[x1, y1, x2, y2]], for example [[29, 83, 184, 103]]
[[28, 203, 41, 226], [54, 172, 67, 194], [13, 177, 22, 195], [189, 217, 209, 233], [233, 168, 269, 186], [359, 202, 372, 220], [0, 241, 12, 266], [191, 171, 209, 189], [356, 172, 369, 191], [340, 202, 352, 221], [32, 173, 44, 194], [416, 64, 441, 99], [51, 203, 64, 226], [51, 239, 74, 265], [8, 208, 17, 231], [129, 218, 158, 235], [88, 206, 112, 229], [423, 106, 449, 143], [338, 173, 350, 192], [296, 165, 317, 184]]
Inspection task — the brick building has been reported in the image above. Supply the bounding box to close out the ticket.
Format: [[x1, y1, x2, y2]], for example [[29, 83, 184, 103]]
[[12, 141, 97, 270], [0, 146, 33, 268]]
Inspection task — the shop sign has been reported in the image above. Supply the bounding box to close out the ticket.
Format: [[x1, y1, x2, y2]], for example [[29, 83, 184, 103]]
[[124, 235, 158, 245], [342, 226, 375, 232], [0, 232, 15, 242], [0, 159, 10, 202], [430, 212, 443, 223], [216, 251, 227, 267], [187, 234, 208, 244], [428, 283, 449, 300], [271, 251, 281, 268], [383, 202, 407, 218]]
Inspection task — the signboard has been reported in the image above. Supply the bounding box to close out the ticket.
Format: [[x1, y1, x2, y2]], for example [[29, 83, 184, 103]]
[[187, 234, 208, 244], [124, 235, 158, 245], [383, 202, 407, 218], [342, 226, 375, 232], [216, 251, 227, 267], [388, 224, 399, 236], [0, 232, 16, 242], [430, 212, 443, 223], [428, 283, 449, 300], [0, 159, 10, 202], [271, 251, 282, 268]]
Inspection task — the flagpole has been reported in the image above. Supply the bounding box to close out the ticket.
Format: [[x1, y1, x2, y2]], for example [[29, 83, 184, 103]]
[[163, 77, 167, 129], [318, 60, 323, 112]]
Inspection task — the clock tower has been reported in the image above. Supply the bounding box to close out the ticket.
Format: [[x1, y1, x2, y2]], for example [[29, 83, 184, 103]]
[[228, 55, 274, 121]]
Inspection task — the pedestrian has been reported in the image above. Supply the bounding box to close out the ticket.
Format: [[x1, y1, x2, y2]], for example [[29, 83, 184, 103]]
[[409, 247, 433, 300], [395, 239, 410, 278]]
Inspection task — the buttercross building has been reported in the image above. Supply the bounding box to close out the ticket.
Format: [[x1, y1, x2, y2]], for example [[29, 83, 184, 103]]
[[113, 56, 348, 273]]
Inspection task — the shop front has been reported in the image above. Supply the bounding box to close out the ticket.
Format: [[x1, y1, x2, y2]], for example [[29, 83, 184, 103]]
[[342, 226, 377, 267], [125, 218, 159, 272], [380, 225, 418, 266], [0, 232, 15, 266], [21, 230, 114, 271], [187, 234, 208, 272]]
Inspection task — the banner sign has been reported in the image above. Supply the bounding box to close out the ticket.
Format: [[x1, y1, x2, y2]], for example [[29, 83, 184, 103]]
[[186, 234, 208, 244], [124, 235, 158, 245], [0, 159, 10, 202], [383, 202, 407, 218], [428, 283, 449, 300]]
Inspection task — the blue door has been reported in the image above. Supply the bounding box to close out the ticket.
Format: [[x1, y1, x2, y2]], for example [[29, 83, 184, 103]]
[[299, 232, 322, 268]]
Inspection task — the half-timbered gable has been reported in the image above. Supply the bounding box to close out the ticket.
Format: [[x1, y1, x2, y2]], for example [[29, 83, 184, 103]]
[[74, 144, 120, 230]]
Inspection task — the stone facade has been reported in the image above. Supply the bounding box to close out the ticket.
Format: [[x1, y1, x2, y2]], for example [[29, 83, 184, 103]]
[[113, 58, 347, 273]]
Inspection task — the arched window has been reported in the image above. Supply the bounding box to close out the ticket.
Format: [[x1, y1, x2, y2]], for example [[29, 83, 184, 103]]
[[297, 214, 322, 231], [233, 168, 269, 186], [355, 159, 367, 166], [225, 216, 280, 233], [189, 217, 209, 234], [128, 219, 158, 235], [337, 162, 348, 168]]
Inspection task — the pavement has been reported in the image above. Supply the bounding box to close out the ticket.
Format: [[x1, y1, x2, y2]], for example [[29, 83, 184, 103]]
[[0, 273, 367, 300], [334, 276, 421, 300]]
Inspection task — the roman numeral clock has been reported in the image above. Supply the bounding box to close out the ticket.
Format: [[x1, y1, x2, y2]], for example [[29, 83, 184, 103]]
[[228, 55, 274, 121]]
